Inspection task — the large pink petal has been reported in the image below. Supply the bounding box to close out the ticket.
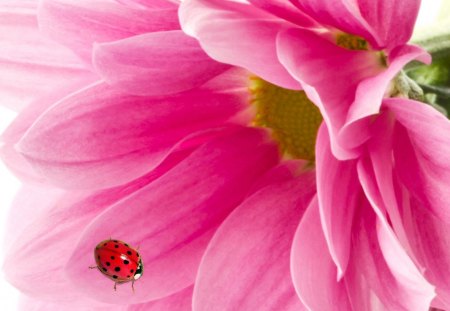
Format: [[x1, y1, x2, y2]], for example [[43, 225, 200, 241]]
[[93, 31, 230, 96], [356, 0, 420, 50], [64, 128, 279, 304], [401, 195, 450, 309], [116, 0, 177, 10], [277, 28, 383, 159], [376, 216, 436, 309], [18, 295, 119, 311], [128, 287, 193, 311], [4, 152, 187, 305], [387, 98, 450, 223], [0, 0, 91, 111], [16, 73, 249, 189], [291, 196, 352, 310], [315, 124, 360, 278], [247, 0, 319, 27], [4, 185, 65, 252], [289, 0, 379, 46], [193, 162, 315, 311], [180, 0, 300, 89], [38, 0, 179, 64], [344, 198, 435, 310], [0, 77, 97, 184]]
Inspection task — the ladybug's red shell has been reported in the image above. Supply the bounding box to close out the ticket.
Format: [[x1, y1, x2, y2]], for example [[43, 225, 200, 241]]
[[94, 239, 143, 283]]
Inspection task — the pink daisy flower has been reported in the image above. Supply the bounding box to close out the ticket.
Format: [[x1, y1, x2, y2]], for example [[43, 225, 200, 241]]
[[1, 1, 448, 311]]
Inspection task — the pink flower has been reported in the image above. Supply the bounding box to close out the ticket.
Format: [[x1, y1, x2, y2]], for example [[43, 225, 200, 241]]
[[2, 0, 316, 310], [180, 0, 450, 309], [2, 1, 449, 311]]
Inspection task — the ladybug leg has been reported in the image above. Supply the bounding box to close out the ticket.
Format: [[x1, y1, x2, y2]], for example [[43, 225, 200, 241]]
[[114, 282, 117, 291], [89, 265, 98, 270], [132, 280, 135, 293]]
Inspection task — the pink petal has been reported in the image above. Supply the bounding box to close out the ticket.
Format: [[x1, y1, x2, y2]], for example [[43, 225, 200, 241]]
[[38, 0, 179, 64], [386, 98, 450, 222], [4, 185, 65, 252], [115, 0, 178, 10], [359, 113, 411, 248], [356, 0, 421, 50], [289, 0, 378, 47], [315, 124, 360, 278], [180, 0, 300, 89], [376, 216, 436, 309], [17, 75, 249, 189], [4, 154, 189, 304], [277, 28, 383, 159], [64, 128, 279, 304], [18, 295, 118, 311], [93, 31, 230, 96], [291, 196, 352, 310], [400, 195, 450, 309], [193, 162, 315, 311], [344, 198, 435, 310], [0, 77, 97, 184], [128, 287, 193, 311], [247, 0, 319, 27], [347, 44, 431, 127], [0, 0, 91, 111]]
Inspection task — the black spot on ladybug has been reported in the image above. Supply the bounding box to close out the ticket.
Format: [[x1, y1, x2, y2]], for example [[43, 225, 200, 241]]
[[102, 268, 107, 272], [123, 260, 129, 265], [115, 244, 119, 248], [113, 240, 118, 243], [97, 255, 100, 259], [115, 267, 121, 272], [124, 243, 129, 247], [127, 251, 132, 255], [112, 275, 118, 279], [103, 243, 107, 246], [111, 256, 115, 260], [106, 262, 111, 266], [127, 275, 130, 278], [130, 269, 134, 273]]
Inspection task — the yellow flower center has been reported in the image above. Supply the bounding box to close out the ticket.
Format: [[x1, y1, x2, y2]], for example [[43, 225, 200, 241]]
[[249, 76, 323, 161]]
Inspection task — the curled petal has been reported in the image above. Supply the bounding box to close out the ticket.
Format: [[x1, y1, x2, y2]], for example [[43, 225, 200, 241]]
[[315, 124, 360, 278], [387, 98, 450, 222], [180, 0, 300, 89], [277, 28, 383, 159]]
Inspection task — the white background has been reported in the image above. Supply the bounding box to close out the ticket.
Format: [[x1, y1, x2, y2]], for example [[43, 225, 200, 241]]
[[0, 1, 445, 310]]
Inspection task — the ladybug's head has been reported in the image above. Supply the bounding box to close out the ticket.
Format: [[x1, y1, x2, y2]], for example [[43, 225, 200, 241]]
[[133, 259, 143, 280]]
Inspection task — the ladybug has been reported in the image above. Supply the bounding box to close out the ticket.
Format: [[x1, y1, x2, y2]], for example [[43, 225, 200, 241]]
[[90, 239, 143, 291]]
